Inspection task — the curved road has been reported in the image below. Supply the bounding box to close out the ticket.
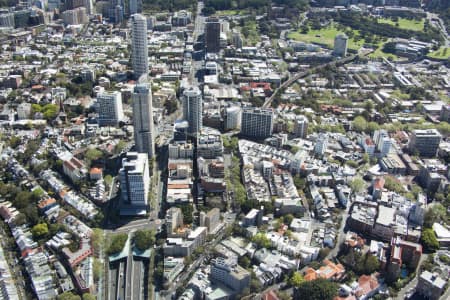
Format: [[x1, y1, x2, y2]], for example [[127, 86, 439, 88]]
[[263, 49, 372, 109]]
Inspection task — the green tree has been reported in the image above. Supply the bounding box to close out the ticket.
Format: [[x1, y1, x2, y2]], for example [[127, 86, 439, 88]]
[[31, 223, 49, 238], [421, 228, 439, 252], [295, 278, 338, 300], [363, 254, 380, 274], [82, 294, 96, 300], [289, 272, 305, 288], [423, 204, 446, 228], [114, 140, 127, 154], [85, 148, 103, 162], [133, 229, 156, 251], [366, 122, 379, 134], [349, 177, 365, 194], [252, 233, 271, 249], [9, 136, 21, 149], [57, 292, 81, 300], [353, 116, 368, 132], [107, 233, 128, 255], [384, 176, 405, 194]]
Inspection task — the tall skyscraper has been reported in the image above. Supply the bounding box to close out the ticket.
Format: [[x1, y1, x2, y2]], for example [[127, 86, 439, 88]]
[[119, 152, 150, 215], [293, 115, 308, 139], [129, 0, 142, 15], [97, 91, 124, 126], [182, 86, 203, 137], [131, 13, 149, 79], [132, 82, 155, 158], [240, 107, 273, 139], [334, 33, 348, 57], [205, 17, 221, 53]]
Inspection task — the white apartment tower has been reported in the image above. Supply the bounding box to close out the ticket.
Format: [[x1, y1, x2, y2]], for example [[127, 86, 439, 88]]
[[131, 14, 149, 78], [97, 91, 124, 126], [334, 33, 348, 57], [119, 152, 150, 212], [132, 83, 155, 158], [182, 86, 203, 137], [225, 106, 241, 130]]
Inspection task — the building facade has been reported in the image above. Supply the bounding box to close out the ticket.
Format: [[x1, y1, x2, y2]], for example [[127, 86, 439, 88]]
[[132, 83, 155, 158], [131, 14, 149, 78], [334, 33, 348, 57], [408, 129, 442, 157], [241, 108, 273, 139], [97, 91, 124, 126], [119, 152, 150, 214], [205, 17, 221, 53], [182, 86, 203, 137]]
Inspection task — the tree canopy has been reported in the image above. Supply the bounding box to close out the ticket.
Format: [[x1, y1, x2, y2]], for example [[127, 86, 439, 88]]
[[133, 229, 156, 251], [31, 223, 49, 238], [107, 233, 128, 255], [252, 233, 271, 249], [421, 228, 439, 252], [423, 204, 446, 228], [289, 272, 305, 288], [295, 278, 338, 300]]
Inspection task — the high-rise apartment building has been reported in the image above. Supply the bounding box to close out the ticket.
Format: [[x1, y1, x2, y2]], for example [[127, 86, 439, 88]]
[[314, 133, 328, 157], [129, 0, 142, 15], [408, 129, 442, 157], [97, 91, 124, 126], [182, 86, 202, 137], [334, 33, 348, 57], [205, 17, 221, 53], [131, 13, 149, 78], [225, 106, 241, 130], [132, 83, 155, 158], [293, 115, 308, 138], [240, 107, 273, 139], [119, 152, 150, 215]]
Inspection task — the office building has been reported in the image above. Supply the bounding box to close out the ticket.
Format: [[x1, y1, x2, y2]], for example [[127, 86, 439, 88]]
[[408, 129, 442, 157], [334, 33, 348, 57], [97, 91, 124, 126], [314, 133, 328, 157], [131, 14, 149, 78], [64, 0, 84, 10], [416, 271, 446, 300], [211, 257, 251, 293], [0, 12, 14, 28], [205, 17, 221, 53], [225, 106, 241, 130], [62, 7, 88, 25], [172, 10, 191, 26], [132, 83, 155, 158], [240, 107, 273, 139], [119, 152, 150, 215], [129, 0, 142, 15], [182, 86, 203, 137], [293, 115, 308, 138]]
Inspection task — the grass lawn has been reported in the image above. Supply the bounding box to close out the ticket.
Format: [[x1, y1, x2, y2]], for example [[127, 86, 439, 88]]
[[213, 10, 245, 16], [369, 43, 400, 61], [377, 17, 425, 32], [427, 47, 450, 59], [288, 24, 366, 50]]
